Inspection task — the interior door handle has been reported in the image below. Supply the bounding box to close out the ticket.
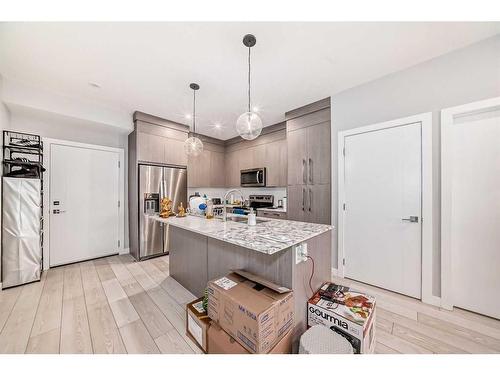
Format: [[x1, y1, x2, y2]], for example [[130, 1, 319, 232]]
[[402, 216, 419, 223]]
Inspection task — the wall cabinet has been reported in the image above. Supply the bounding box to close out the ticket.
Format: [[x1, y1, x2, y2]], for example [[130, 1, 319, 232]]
[[265, 139, 287, 187], [225, 150, 240, 188], [188, 142, 226, 188], [136, 124, 188, 167], [224, 128, 287, 188], [286, 103, 331, 225]]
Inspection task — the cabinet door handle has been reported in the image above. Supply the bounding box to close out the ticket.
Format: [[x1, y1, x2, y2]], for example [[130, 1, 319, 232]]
[[309, 188, 312, 212], [309, 158, 313, 183], [302, 159, 307, 183], [302, 187, 306, 211]]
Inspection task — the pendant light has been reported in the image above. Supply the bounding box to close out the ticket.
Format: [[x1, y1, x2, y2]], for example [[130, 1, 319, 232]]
[[236, 34, 263, 141], [184, 83, 204, 157]]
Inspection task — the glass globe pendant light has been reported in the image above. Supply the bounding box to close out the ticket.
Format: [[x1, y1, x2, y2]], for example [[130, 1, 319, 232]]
[[236, 34, 263, 141], [184, 83, 204, 157]]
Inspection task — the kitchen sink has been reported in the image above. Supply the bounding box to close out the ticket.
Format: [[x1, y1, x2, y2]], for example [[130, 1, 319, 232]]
[[227, 216, 266, 224]]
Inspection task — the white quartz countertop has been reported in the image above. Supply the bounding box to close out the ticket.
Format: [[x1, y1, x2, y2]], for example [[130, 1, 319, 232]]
[[153, 214, 332, 255]]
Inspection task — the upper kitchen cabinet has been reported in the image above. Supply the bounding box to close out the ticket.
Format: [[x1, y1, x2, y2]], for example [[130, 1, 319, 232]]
[[225, 150, 240, 188], [265, 138, 287, 187], [286, 98, 331, 224], [224, 122, 287, 188], [188, 135, 226, 188], [287, 103, 331, 186], [132, 112, 189, 167]]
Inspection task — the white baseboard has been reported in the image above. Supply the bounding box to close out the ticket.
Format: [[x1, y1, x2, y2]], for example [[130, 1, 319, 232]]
[[422, 294, 442, 308], [119, 247, 130, 255]]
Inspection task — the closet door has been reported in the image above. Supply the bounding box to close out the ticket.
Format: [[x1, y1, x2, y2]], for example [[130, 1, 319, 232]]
[[442, 100, 500, 318]]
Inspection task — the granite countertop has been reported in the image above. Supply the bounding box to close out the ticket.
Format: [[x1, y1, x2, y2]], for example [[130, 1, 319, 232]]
[[153, 214, 332, 255]]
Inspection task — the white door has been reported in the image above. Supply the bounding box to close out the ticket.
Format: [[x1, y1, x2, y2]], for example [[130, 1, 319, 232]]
[[50, 143, 120, 266], [448, 109, 500, 318], [343, 123, 422, 298]]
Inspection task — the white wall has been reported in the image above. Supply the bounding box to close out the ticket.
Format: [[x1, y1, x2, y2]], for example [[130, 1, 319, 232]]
[[0, 75, 11, 283], [330, 34, 500, 298], [6, 105, 131, 250]]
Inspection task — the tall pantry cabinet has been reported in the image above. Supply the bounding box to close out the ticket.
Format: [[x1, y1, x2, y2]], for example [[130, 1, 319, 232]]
[[286, 98, 331, 224]]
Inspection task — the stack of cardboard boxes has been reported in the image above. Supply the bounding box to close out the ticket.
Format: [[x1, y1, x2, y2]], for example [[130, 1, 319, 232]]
[[186, 270, 294, 354]]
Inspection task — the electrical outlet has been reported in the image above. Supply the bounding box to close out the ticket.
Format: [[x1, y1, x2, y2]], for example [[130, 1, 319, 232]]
[[295, 243, 308, 264]]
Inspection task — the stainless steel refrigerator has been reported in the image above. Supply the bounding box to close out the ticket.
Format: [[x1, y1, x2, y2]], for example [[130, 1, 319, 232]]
[[135, 164, 187, 260]]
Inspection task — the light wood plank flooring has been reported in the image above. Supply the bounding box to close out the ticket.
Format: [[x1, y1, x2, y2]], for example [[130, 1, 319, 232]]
[[1, 254, 499, 354]]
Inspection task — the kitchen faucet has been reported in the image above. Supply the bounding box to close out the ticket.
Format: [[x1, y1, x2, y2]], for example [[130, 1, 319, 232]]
[[222, 189, 245, 222]]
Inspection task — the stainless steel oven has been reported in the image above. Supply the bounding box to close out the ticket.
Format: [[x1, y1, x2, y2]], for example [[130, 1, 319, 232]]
[[240, 167, 266, 187]]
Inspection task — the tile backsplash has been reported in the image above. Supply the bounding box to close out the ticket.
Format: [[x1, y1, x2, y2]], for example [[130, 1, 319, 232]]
[[188, 187, 287, 206]]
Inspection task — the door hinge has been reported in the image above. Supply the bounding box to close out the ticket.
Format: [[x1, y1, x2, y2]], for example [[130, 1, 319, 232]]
[[343, 258, 346, 266], [118, 240, 121, 248], [118, 161, 121, 168], [343, 203, 346, 211], [343, 147, 345, 156], [118, 200, 121, 208]]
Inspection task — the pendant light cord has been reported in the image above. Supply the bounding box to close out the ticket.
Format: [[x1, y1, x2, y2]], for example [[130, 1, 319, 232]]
[[248, 46, 251, 113], [192, 89, 196, 135]]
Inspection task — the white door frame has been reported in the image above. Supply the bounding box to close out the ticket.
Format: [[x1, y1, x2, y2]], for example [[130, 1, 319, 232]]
[[440, 96, 500, 310], [337, 112, 436, 305], [42, 138, 125, 270]]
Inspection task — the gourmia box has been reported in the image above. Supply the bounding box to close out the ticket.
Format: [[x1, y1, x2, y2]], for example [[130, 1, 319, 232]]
[[307, 282, 376, 354]]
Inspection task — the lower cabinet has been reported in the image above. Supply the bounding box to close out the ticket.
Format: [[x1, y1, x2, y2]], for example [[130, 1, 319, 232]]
[[287, 184, 330, 224], [257, 210, 287, 220]]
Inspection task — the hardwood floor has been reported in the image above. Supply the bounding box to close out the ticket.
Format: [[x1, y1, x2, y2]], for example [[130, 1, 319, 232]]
[[0, 254, 499, 354]]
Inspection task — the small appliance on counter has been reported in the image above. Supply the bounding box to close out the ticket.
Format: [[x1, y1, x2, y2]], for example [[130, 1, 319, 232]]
[[189, 195, 207, 216]]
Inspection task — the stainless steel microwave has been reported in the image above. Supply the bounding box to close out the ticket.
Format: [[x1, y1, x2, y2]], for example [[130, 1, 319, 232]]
[[240, 168, 266, 187]]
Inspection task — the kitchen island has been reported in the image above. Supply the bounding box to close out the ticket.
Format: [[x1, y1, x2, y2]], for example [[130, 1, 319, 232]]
[[153, 214, 333, 347]]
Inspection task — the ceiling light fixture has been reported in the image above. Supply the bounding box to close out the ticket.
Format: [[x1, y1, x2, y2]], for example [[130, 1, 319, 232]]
[[88, 82, 101, 88], [184, 83, 204, 157], [235, 34, 263, 141]]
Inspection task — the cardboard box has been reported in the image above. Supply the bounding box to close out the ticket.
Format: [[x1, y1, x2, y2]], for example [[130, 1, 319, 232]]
[[307, 282, 376, 354], [207, 322, 292, 354], [186, 297, 211, 353], [207, 270, 294, 354]]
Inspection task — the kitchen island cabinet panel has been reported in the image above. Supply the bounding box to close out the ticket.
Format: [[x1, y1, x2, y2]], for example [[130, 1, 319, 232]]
[[206, 238, 293, 288], [165, 218, 332, 351], [168, 226, 208, 298]]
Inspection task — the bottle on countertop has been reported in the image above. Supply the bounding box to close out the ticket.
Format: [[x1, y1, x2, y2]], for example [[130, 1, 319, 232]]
[[247, 207, 256, 226], [205, 199, 214, 219]]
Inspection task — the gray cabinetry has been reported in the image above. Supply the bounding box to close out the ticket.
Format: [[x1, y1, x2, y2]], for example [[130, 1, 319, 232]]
[[224, 123, 287, 188], [128, 112, 190, 258], [257, 210, 287, 219], [187, 136, 225, 188], [286, 99, 331, 224]]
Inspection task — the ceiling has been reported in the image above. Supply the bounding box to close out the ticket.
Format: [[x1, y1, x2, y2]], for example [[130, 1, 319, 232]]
[[1, 22, 499, 139]]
